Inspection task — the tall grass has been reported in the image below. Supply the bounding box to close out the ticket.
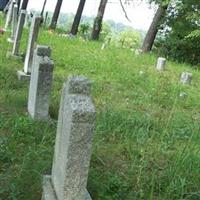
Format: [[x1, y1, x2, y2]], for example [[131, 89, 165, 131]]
[[1, 15, 200, 199]]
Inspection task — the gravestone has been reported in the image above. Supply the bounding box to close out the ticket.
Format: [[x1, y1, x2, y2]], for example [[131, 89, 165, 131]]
[[42, 76, 95, 200], [24, 12, 31, 28], [4, 0, 14, 30], [7, 3, 18, 43], [28, 45, 53, 120], [11, 10, 26, 57], [180, 72, 192, 85], [17, 16, 42, 80], [156, 57, 166, 71]]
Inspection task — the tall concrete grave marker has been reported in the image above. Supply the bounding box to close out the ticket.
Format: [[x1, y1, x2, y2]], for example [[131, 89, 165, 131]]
[[12, 10, 26, 56], [4, 0, 14, 30], [28, 45, 53, 120], [17, 16, 42, 80], [42, 76, 95, 200], [7, 3, 18, 43], [24, 16, 42, 74]]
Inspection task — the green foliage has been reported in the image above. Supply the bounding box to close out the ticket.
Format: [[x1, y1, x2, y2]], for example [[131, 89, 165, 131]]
[[78, 22, 91, 38], [155, 0, 200, 65], [99, 22, 112, 41], [77, 22, 112, 41], [110, 29, 142, 50], [118, 29, 141, 49]]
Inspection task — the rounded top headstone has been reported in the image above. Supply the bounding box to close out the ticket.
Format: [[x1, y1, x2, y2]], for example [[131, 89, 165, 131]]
[[180, 72, 192, 85]]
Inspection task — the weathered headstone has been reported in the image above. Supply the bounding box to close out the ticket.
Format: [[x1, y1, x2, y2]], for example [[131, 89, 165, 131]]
[[24, 12, 32, 28], [42, 76, 95, 200], [11, 10, 26, 56], [24, 12, 29, 27], [17, 15, 42, 80], [4, 0, 14, 30], [156, 57, 166, 71], [7, 3, 18, 43], [28, 45, 53, 120], [180, 72, 192, 85], [24, 16, 42, 74]]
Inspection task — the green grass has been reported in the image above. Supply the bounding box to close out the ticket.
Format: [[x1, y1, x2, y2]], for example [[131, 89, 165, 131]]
[[1, 14, 200, 199]]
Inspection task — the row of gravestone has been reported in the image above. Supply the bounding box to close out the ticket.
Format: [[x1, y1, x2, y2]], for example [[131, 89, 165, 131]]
[[101, 37, 193, 85], [156, 57, 193, 85], [3, 1, 193, 199], [4, 1, 94, 200]]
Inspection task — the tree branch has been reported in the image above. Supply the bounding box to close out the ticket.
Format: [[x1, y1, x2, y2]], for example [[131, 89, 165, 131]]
[[119, 0, 131, 22]]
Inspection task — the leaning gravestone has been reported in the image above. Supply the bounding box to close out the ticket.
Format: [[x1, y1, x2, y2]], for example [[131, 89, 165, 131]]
[[180, 72, 192, 85], [4, 0, 14, 30], [7, 3, 18, 43], [17, 15, 42, 80], [42, 76, 95, 200], [156, 57, 166, 71], [28, 45, 53, 120], [11, 10, 26, 57]]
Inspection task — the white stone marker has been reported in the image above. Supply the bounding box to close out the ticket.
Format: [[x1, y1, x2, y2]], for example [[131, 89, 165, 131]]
[[7, 3, 18, 43], [12, 10, 26, 56], [42, 76, 95, 200], [10, 4, 18, 42], [4, 0, 14, 30], [24, 12, 31, 28], [24, 16, 42, 74], [17, 16, 42, 80], [156, 57, 166, 71], [28, 45, 53, 120], [180, 72, 192, 85]]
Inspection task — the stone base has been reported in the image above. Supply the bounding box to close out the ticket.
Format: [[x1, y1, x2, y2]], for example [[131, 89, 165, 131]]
[[17, 70, 31, 81], [42, 175, 92, 200], [28, 111, 50, 121], [7, 38, 14, 43], [6, 51, 23, 60]]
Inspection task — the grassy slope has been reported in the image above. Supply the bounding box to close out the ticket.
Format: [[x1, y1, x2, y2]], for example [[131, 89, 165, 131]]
[[1, 15, 200, 200]]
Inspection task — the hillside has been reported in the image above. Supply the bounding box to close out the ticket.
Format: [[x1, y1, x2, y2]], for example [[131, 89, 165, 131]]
[[1, 16, 200, 200]]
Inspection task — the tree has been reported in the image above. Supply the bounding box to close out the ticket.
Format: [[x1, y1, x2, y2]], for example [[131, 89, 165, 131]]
[[49, 0, 63, 29], [41, 0, 47, 17], [91, 0, 108, 40], [70, 0, 86, 35], [17, 0, 21, 13], [142, 4, 168, 52], [120, 0, 169, 52], [21, 0, 29, 10]]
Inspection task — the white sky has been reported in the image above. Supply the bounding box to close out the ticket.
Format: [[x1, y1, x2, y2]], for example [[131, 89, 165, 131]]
[[27, 0, 157, 31]]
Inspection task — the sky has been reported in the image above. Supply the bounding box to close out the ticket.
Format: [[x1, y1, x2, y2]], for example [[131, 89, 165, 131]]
[[27, 0, 157, 31]]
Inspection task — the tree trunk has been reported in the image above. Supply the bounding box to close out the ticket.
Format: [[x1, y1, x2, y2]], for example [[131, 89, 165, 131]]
[[21, 0, 29, 10], [142, 5, 167, 53], [70, 0, 86, 35], [91, 0, 108, 40], [49, 0, 63, 30], [41, 0, 47, 17], [17, 0, 21, 13]]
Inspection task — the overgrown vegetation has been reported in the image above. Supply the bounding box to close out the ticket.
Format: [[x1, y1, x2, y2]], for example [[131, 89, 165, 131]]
[[155, 0, 200, 65], [1, 14, 200, 200]]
